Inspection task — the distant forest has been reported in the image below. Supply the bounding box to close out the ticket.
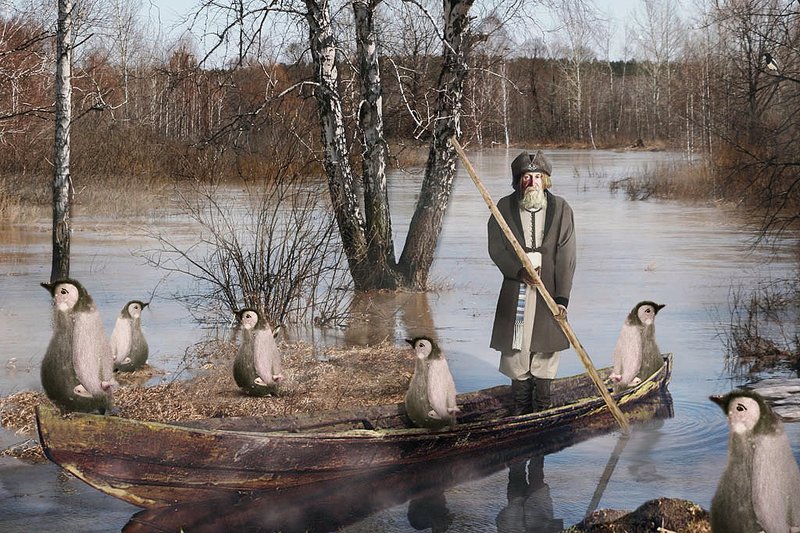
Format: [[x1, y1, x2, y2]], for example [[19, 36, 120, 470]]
[[2, 0, 799, 235]]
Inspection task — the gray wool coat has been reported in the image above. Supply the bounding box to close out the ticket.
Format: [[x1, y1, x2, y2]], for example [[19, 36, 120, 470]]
[[488, 189, 577, 353]]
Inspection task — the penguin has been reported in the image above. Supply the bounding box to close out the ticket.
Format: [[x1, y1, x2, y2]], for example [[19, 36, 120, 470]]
[[233, 308, 284, 396], [110, 300, 149, 372], [710, 390, 800, 533], [40, 279, 117, 413], [404, 336, 460, 429], [609, 301, 665, 390]]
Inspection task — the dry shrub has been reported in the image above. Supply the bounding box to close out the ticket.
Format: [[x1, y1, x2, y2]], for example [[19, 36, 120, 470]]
[[610, 160, 720, 202], [71, 173, 175, 218], [0, 178, 24, 222], [386, 140, 429, 169], [721, 281, 800, 375], [0, 340, 415, 463]]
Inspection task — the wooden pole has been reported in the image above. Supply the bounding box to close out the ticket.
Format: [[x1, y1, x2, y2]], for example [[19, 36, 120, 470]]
[[450, 137, 630, 434]]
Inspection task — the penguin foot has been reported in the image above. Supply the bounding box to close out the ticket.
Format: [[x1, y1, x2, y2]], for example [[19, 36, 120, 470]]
[[447, 406, 461, 415], [630, 377, 642, 386], [427, 410, 443, 420], [609, 373, 622, 383], [272, 374, 284, 382], [73, 385, 92, 398], [101, 379, 119, 392]]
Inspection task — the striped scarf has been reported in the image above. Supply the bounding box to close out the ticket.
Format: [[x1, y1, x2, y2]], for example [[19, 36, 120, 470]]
[[512, 207, 542, 351]]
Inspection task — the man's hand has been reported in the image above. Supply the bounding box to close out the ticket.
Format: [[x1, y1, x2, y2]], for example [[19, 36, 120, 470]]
[[519, 267, 541, 286], [556, 304, 567, 320]]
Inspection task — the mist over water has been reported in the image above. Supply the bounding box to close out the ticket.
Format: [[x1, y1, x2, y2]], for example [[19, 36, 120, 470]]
[[1, 148, 798, 531]]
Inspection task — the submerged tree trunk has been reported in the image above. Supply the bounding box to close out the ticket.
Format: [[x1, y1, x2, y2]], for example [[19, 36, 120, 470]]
[[354, 0, 398, 290], [397, 0, 474, 289], [51, 0, 73, 282], [305, 0, 372, 290], [305, 0, 473, 291]]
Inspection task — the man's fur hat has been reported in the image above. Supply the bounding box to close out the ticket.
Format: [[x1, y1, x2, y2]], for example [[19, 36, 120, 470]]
[[511, 151, 552, 191]]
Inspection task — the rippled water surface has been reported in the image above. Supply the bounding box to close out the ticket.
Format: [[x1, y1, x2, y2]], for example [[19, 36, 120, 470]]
[[1, 148, 799, 531]]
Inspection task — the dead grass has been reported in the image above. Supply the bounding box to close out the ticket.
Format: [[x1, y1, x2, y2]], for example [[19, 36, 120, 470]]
[[609, 160, 720, 203], [0, 340, 415, 463]]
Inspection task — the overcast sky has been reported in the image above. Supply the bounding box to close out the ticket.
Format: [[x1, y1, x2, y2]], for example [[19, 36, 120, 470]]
[[141, 0, 698, 62]]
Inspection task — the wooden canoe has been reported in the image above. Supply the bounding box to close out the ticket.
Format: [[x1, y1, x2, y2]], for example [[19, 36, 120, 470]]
[[36, 354, 673, 509], [125, 392, 673, 532]]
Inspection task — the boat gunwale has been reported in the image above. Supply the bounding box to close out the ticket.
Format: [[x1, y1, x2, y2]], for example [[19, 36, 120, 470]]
[[36, 354, 672, 442]]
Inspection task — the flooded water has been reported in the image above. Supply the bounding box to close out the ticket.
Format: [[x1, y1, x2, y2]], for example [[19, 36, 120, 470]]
[[1, 148, 799, 531]]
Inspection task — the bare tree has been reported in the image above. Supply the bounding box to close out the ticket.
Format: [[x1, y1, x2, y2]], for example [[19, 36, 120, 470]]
[[551, 0, 600, 143], [193, 0, 476, 291], [630, 0, 684, 142], [51, 0, 73, 281], [396, 0, 475, 289], [142, 177, 352, 327]]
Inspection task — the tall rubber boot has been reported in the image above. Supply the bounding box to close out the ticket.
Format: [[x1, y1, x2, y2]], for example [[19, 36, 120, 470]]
[[510, 379, 533, 415], [532, 377, 553, 411]]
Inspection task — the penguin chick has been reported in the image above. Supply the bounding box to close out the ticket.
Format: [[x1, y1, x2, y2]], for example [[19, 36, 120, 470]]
[[710, 390, 800, 533], [404, 337, 460, 429], [110, 300, 150, 372], [40, 279, 117, 414], [609, 301, 665, 390], [233, 308, 284, 396]]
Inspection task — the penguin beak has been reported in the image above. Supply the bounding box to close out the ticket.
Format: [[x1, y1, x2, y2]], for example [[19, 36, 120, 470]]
[[709, 395, 727, 411], [405, 338, 415, 348], [40, 282, 53, 294], [142, 302, 149, 309], [656, 304, 665, 313]]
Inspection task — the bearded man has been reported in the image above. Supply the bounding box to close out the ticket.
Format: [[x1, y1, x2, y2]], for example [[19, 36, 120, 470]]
[[488, 150, 577, 415]]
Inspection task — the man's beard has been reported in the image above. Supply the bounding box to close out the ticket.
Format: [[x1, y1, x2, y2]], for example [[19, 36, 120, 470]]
[[521, 186, 546, 210]]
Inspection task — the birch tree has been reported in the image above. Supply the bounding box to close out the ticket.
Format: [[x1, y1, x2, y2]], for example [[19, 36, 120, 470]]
[[397, 0, 474, 289], [630, 0, 684, 142], [51, 0, 73, 281], [551, 0, 599, 142], [198, 0, 476, 291]]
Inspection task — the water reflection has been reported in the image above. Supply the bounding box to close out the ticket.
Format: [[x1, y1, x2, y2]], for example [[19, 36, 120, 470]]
[[496, 455, 563, 533], [123, 393, 673, 533], [344, 291, 438, 345], [407, 492, 454, 532]]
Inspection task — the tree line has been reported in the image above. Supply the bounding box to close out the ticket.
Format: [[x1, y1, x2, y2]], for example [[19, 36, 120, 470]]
[[2, 0, 799, 293]]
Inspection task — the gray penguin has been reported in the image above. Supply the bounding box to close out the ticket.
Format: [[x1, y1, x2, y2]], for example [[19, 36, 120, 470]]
[[710, 390, 800, 533], [233, 308, 284, 396], [609, 301, 665, 390], [40, 279, 117, 413], [404, 336, 460, 429], [110, 300, 149, 372]]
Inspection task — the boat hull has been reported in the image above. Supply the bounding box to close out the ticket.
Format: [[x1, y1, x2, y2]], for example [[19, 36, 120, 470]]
[[36, 355, 672, 508]]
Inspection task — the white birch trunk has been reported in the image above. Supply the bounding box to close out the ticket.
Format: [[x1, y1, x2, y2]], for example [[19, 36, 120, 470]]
[[52, 0, 73, 281], [354, 0, 397, 288], [305, 0, 370, 288]]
